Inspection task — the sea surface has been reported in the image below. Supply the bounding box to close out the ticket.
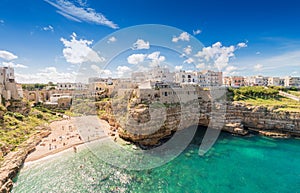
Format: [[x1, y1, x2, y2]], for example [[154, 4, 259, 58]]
[[12, 130, 300, 193]]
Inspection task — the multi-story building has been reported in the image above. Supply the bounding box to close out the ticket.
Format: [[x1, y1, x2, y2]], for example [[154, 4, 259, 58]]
[[132, 66, 175, 83], [284, 77, 300, 87], [175, 70, 222, 87], [245, 75, 268, 86], [223, 76, 245, 87], [57, 82, 88, 90], [199, 70, 223, 87], [0, 67, 19, 100], [175, 70, 198, 84], [267, 77, 281, 86]]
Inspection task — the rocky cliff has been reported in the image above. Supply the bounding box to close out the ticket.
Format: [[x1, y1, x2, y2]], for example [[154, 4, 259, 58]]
[[96, 90, 300, 147], [0, 127, 50, 193]]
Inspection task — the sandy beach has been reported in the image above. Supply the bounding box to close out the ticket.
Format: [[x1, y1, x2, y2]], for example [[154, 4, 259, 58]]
[[25, 116, 111, 162]]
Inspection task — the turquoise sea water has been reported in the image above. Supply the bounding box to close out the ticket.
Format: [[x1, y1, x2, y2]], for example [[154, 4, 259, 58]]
[[12, 131, 300, 193]]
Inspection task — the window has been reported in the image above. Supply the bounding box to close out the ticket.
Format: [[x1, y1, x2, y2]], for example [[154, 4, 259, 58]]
[[164, 92, 168, 96]]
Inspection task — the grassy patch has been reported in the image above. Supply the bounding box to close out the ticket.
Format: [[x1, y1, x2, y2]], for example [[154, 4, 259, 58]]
[[288, 91, 300, 98], [0, 107, 61, 155], [238, 96, 300, 112]]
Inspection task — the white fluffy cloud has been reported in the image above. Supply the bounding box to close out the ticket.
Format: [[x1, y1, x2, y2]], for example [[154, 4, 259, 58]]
[[254, 64, 263, 71], [127, 54, 147, 65], [15, 67, 77, 83], [42, 25, 54, 32], [195, 42, 246, 71], [183, 58, 194, 64], [107, 36, 117, 43], [172, 32, 190, 43], [183, 45, 192, 55], [193, 29, 201, 35], [0, 20, 4, 24], [2, 61, 28, 68], [175, 65, 183, 71], [147, 51, 166, 67], [60, 32, 105, 64], [116, 66, 132, 77], [90, 64, 112, 75], [196, 63, 205, 69], [224, 66, 238, 76], [127, 52, 166, 67], [0, 50, 18, 61], [132, 39, 150, 50], [45, 0, 118, 29], [237, 42, 247, 48]]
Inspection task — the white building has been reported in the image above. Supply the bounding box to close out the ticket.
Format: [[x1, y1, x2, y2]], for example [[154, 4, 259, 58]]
[[284, 77, 300, 87], [57, 82, 88, 90], [199, 70, 223, 87], [132, 66, 174, 83], [268, 77, 281, 86], [175, 70, 198, 84], [174, 70, 222, 87], [245, 76, 268, 86]]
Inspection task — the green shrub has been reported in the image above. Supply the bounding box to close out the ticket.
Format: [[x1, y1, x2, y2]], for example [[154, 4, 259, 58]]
[[14, 113, 24, 121]]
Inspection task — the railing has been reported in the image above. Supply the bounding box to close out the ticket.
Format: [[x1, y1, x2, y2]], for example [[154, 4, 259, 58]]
[[279, 91, 300, 102]]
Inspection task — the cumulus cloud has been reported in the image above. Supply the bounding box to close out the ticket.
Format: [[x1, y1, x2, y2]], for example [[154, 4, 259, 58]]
[[107, 36, 117, 43], [116, 66, 132, 77], [196, 63, 205, 69], [60, 32, 105, 64], [254, 64, 263, 71], [127, 54, 147, 65], [175, 65, 183, 71], [224, 66, 238, 76], [0, 20, 4, 24], [0, 50, 18, 61], [183, 58, 194, 64], [193, 29, 201, 35], [183, 45, 192, 55], [195, 41, 246, 71], [15, 67, 77, 83], [237, 42, 247, 48], [147, 51, 166, 67], [90, 64, 112, 75], [44, 0, 118, 29], [127, 52, 166, 67], [42, 25, 54, 32], [256, 51, 261, 55], [132, 39, 150, 50], [172, 32, 190, 43], [2, 62, 28, 68]]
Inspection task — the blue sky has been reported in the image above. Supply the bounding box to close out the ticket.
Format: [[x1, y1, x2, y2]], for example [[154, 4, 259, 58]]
[[0, 0, 300, 83]]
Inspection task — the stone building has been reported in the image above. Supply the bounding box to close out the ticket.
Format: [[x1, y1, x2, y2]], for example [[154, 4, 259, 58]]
[[223, 76, 245, 87], [0, 67, 19, 100]]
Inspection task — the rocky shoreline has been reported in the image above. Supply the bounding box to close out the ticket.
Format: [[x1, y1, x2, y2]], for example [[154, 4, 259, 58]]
[[0, 127, 50, 193], [2, 97, 300, 192], [97, 98, 300, 147]]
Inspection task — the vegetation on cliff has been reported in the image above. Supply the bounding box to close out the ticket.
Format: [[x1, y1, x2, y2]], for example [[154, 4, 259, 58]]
[[228, 86, 300, 112], [0, 104, 61, 159]]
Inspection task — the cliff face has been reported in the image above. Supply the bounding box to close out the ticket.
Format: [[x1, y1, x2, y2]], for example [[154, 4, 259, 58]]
[[226, 102, 300, 135], [0, 128, 50, 193], [97, 90, 300, 147]]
